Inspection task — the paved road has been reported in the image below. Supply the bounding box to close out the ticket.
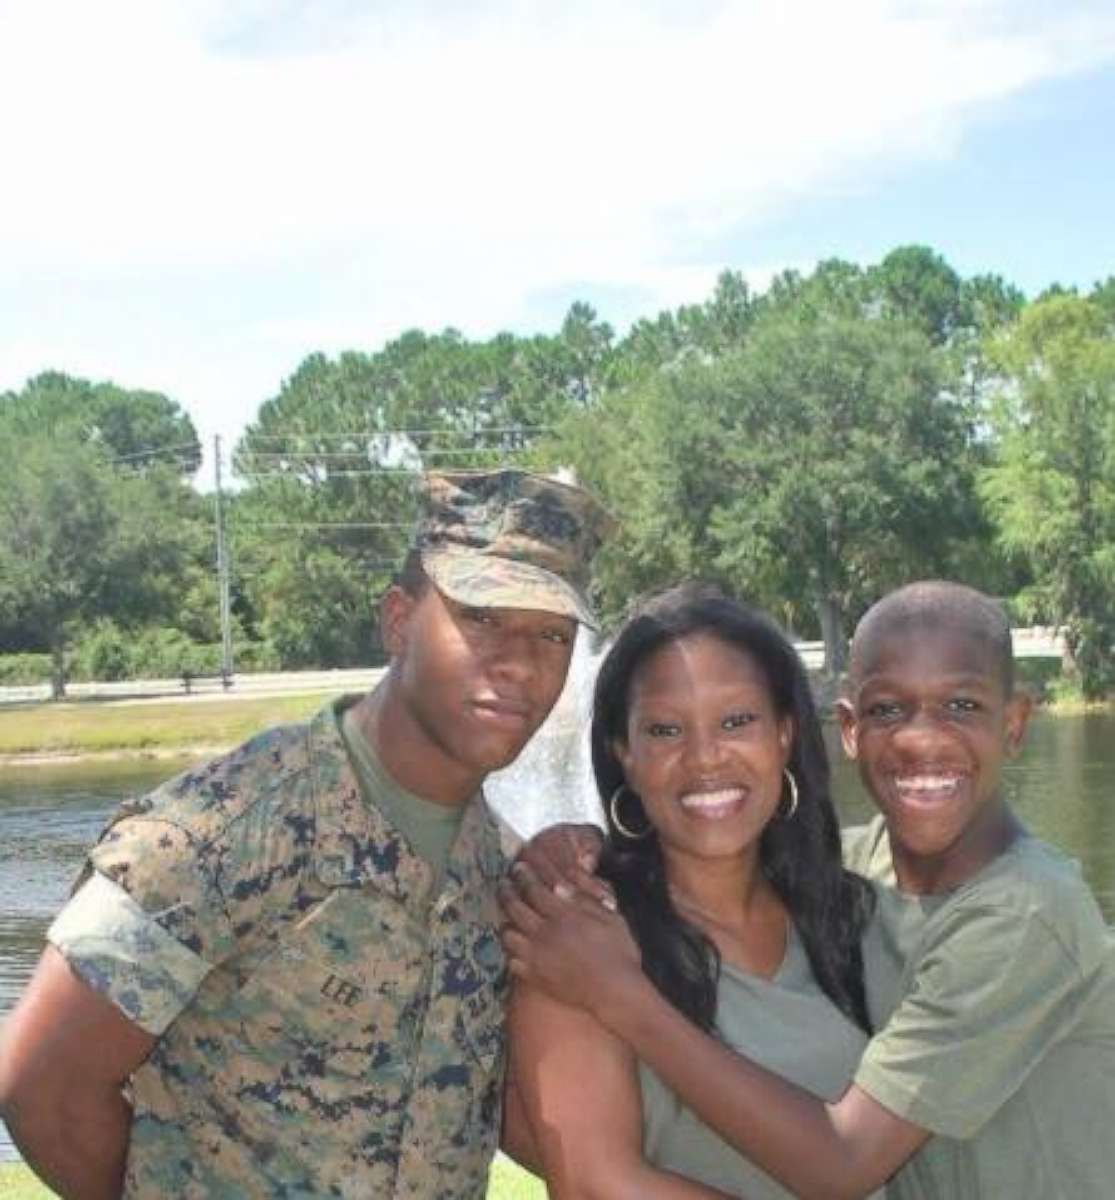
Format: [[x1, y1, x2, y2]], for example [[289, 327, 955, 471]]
[[0, 628, 1064, 707], [0, 667, 388, 707]]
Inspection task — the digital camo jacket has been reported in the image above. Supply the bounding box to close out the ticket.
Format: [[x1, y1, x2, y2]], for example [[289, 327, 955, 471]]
[[49, 700, 509, 1199]]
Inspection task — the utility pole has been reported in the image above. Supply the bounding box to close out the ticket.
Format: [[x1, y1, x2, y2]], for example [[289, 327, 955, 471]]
[[214, 435, 234, 685]]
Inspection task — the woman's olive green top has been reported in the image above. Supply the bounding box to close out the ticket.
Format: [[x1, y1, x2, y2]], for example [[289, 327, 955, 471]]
[[639, 923, 881, 1200]]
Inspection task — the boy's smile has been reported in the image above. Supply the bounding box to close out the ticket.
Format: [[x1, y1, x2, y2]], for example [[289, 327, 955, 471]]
[[838, 625, 1030, 893]]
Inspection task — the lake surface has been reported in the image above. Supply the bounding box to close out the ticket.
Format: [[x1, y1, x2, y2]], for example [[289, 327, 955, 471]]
[[1, 712, 1113, 1162]]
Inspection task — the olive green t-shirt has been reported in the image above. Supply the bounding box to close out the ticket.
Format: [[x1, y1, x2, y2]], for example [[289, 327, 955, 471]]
[[640, 924, 881, 1199], [845, 816, 1115, 1200], [340, 705, 465, 892]]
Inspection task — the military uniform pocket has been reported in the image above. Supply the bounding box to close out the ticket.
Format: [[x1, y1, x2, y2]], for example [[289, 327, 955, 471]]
[[228, 892, 425, 1085]]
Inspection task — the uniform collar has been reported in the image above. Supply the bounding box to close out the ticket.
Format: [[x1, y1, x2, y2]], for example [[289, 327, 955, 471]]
[[307, 697, 505, 910]]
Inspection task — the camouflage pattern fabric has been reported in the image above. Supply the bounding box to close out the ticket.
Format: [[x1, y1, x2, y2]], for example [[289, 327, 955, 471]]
[[419, 469, 614, 628], [49, 699, 507, 1199]]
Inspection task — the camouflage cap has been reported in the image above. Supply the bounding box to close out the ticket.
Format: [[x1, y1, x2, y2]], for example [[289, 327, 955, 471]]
[[416, 469, 614, 629]]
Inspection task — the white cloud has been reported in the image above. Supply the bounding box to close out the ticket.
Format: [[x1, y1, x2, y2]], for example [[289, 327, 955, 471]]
[[5, 0, 1113, 274], [2, 0, 1115, 483]]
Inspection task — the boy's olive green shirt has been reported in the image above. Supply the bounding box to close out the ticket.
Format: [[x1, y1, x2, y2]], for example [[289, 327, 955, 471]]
[[845, 816, 1115, 1200], [49, 697, 508, 1199]]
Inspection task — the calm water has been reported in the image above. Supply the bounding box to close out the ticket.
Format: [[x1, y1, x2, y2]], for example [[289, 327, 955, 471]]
[[1, 713, 1113, 1162]]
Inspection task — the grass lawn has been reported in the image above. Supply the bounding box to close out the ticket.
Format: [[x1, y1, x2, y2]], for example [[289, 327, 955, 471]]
[[0, 1163, 51, 1199], [489, 1155, 548, 1197], [0, 1157, 545, 1197], [0, 694, 332, 758]]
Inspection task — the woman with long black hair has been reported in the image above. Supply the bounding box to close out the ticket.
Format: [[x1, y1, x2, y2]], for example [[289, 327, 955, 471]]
[[505, 583, 876, 1198]]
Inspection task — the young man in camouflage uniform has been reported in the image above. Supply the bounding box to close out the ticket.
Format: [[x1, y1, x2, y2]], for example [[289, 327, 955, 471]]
[[0, 469, 611, 1200]]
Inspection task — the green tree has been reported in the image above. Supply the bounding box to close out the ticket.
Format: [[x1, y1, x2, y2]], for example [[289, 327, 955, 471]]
[[0, 371, 201, 474], [548, 369, 725, 624], [983, 294, 1115, 697], [258, 546, 378, 668], [1089, 276, 1115, 327], [553, 298, 981, 667], [617, 270, 758, 376], [0, 438, 195, 696], [707, 311, 980, 675], [231, 320, 610, 663], [0, 440, 116, 695], [0, 371, 212, 659], [869, 245, 963, 345]]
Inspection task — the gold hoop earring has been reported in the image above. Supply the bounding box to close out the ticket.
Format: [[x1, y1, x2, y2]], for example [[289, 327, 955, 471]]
[[609, 783, 652, 840], [780, 768, 799, 820]]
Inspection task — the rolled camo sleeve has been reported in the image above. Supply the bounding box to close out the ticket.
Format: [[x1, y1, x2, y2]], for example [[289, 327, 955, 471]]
[[48, 814, 237, 1035], [48, 871, 214, 1035]]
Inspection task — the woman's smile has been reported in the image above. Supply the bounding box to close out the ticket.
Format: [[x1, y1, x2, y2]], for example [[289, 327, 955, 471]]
[[678, 785, 749, 819], [617, 631, 792, 863]]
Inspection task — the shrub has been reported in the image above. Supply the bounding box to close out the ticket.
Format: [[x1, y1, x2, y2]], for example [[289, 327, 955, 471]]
[[4, 632, 314, 686], [0, 652, 52, 686], [233, 640, 282, 673], [130, 627, 213, 678], [73, 620, 132, 681]]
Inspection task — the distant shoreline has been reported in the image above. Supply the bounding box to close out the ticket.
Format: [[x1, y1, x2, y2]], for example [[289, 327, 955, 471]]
[[0, 743, 228, 768], [0, 692, 330, 767]]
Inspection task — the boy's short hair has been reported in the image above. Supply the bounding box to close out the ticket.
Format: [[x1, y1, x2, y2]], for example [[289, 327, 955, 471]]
[[849, 581, 1014, 693]]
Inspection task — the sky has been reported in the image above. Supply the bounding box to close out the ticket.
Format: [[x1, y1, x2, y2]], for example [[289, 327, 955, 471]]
[[2, 0, 1115, 489]]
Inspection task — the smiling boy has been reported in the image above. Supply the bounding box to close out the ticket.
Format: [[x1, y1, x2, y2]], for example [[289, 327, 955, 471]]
[[836, 581, 1115, 1198], [504, 580, 1115, 1199]]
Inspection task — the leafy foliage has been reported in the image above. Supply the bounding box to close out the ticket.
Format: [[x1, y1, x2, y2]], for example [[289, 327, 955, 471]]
[[229, 314, 616, 658], [3, 251, 1114, 695], [1, 371, 201, 473], [982, 293, 1115, 697], [0, 433, 205, 695], [555, 283, 983, 673]]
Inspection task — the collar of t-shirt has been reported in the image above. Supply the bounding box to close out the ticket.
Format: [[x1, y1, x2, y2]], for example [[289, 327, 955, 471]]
[[339, 704, 468, 886]]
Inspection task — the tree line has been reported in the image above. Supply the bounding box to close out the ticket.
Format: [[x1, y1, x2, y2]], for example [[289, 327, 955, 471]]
[[3, 246, 1114, 698]]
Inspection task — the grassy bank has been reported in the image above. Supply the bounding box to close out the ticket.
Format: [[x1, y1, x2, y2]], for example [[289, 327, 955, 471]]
[[0, 694, 334, 760], [0, 1157, 545, 1198], [0, 1162, 47, 1199]]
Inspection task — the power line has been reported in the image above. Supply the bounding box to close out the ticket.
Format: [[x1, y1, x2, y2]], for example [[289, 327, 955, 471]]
[[240, 446, 534, 462], [238, 457, 550, 479], [228, 560, 403, 578], [107, 441, 200, 465], [238, 467, 426, 479], [231, 521, 412, 530], [242, 425, 551, 442]]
